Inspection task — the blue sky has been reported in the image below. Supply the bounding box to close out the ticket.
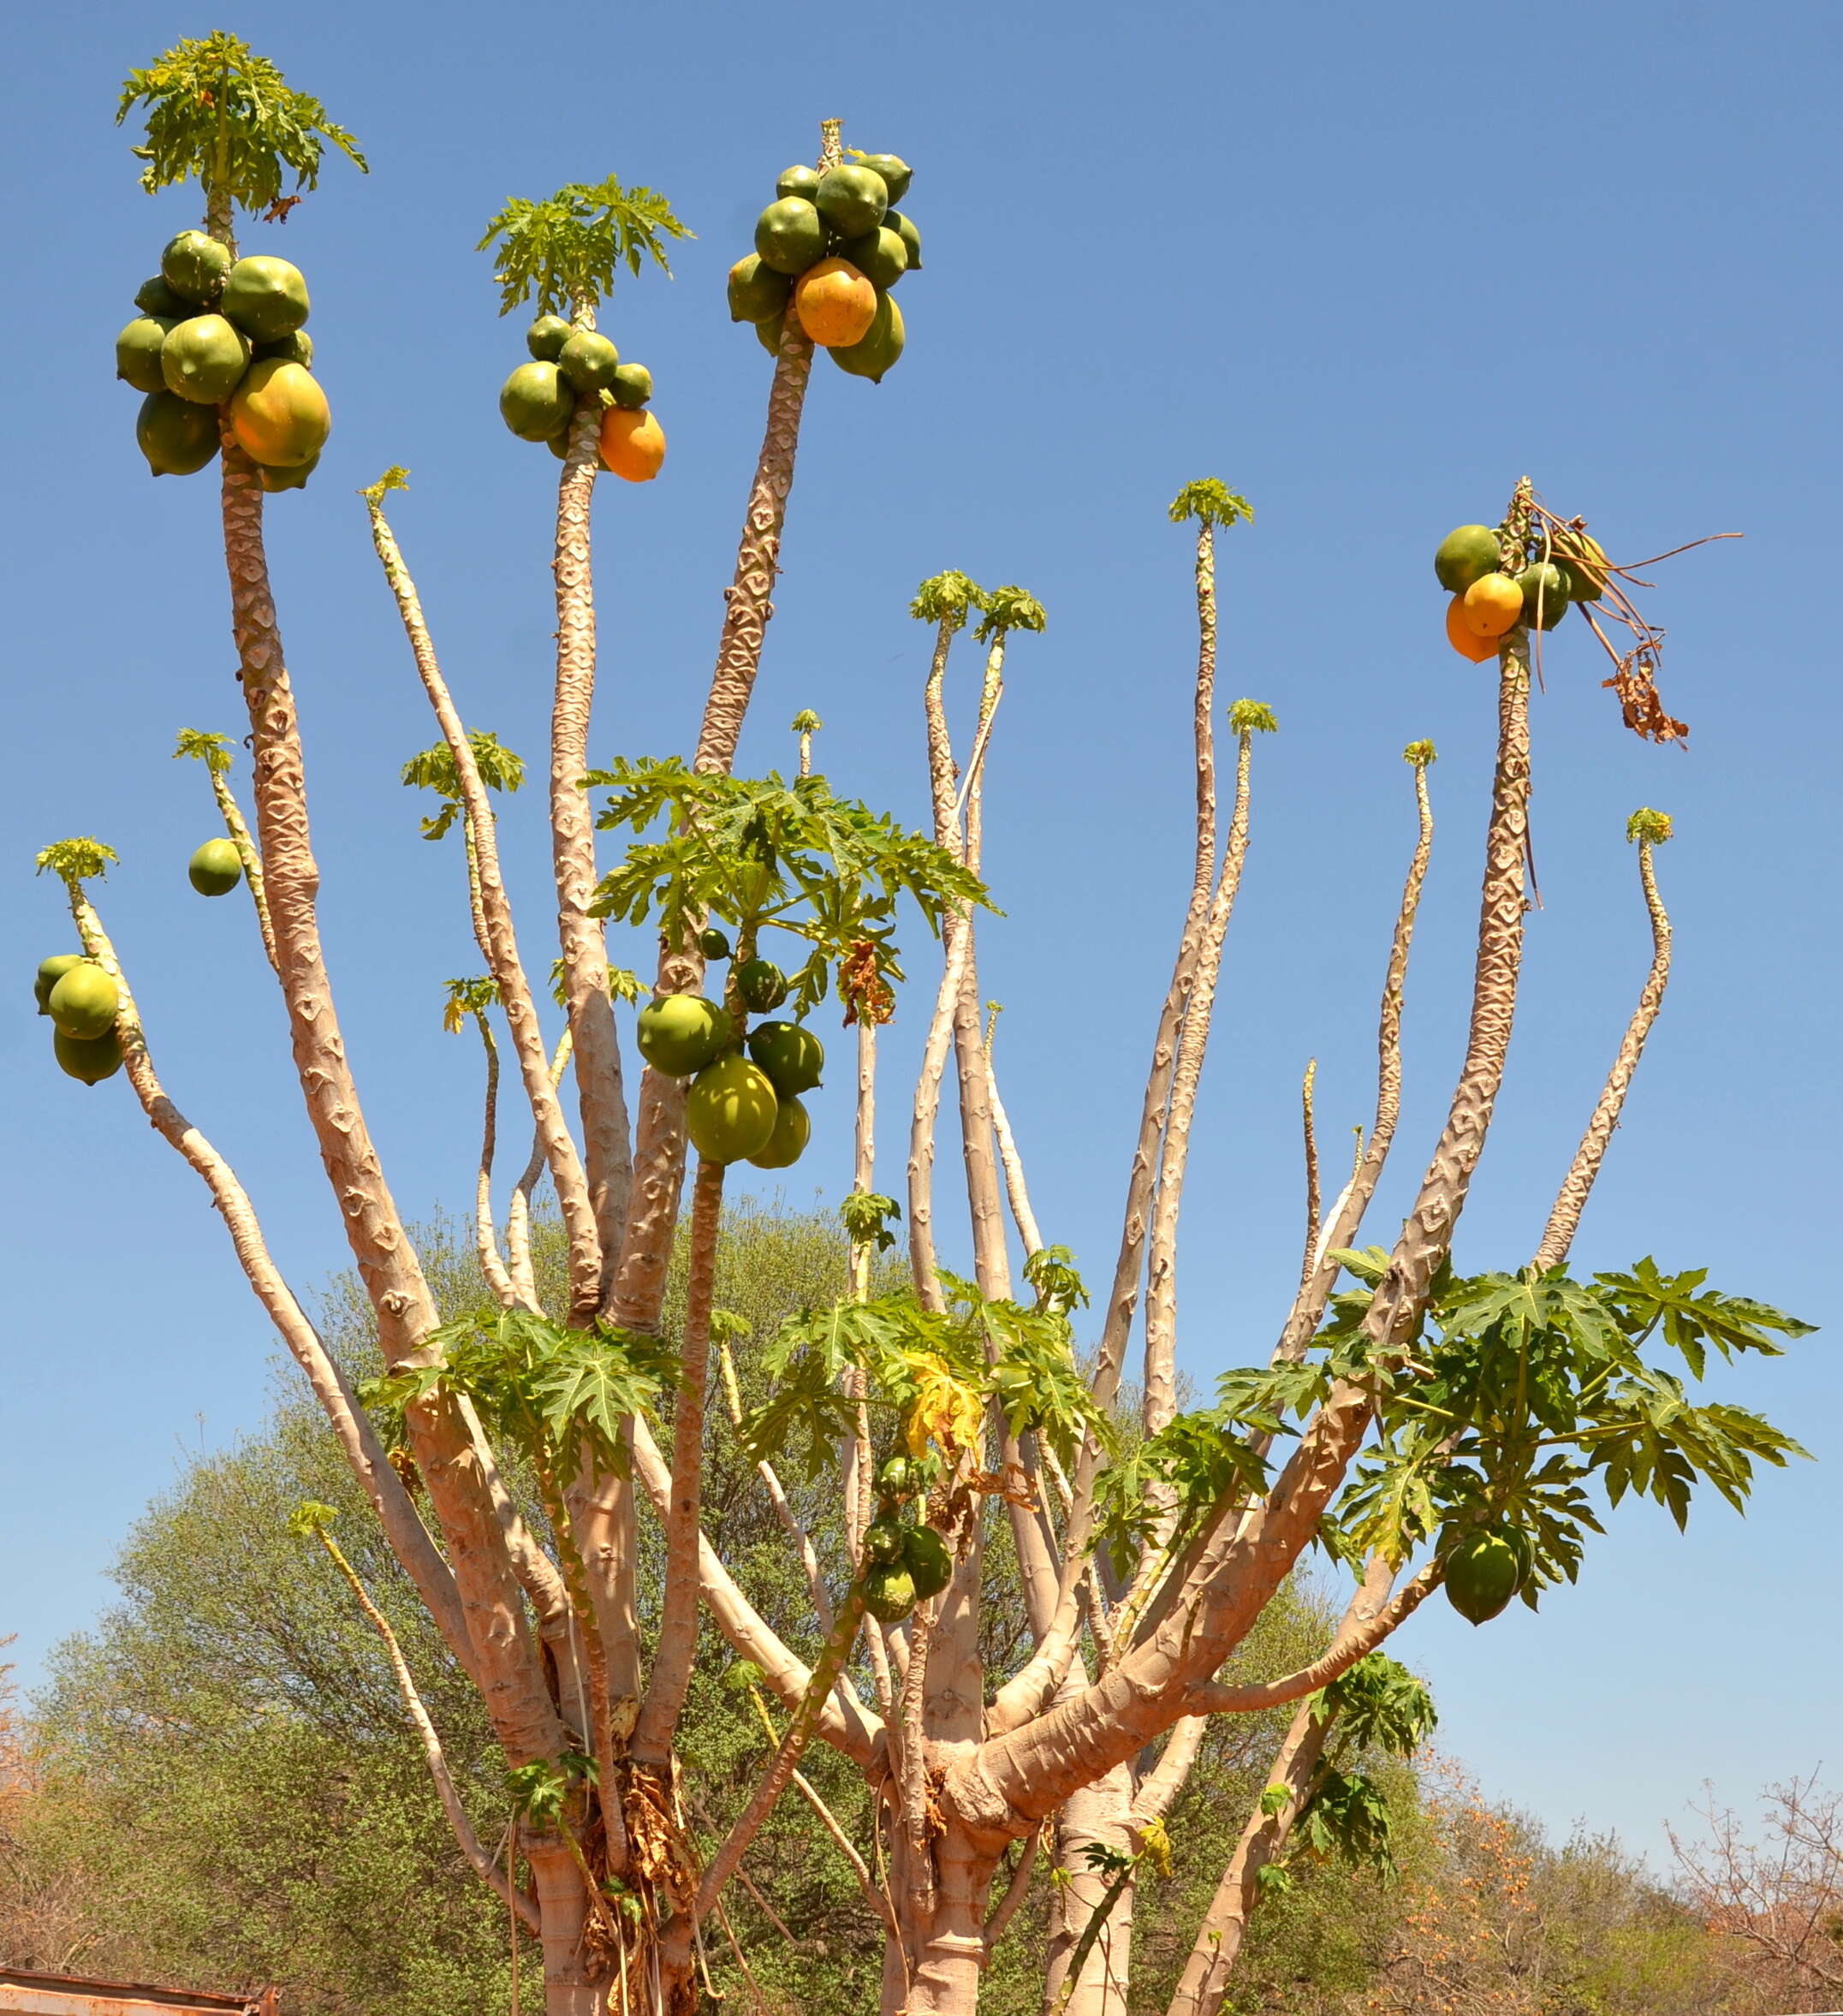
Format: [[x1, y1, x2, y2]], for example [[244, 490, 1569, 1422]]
[[3, 0, 1836, 1870]]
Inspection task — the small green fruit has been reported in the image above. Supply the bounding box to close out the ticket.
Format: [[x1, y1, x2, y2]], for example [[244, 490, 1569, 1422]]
[[884, 209, 922, 272], [116, 315, 177, 394], [837, 227, 908, 291], [1517, 562, 1570, 630], [255, 329, 314, 367], [734, 957, 788, 1013], [746, 1093, 809, 1169], [775, 164, 822, 203], [863, 1518, 906, 1565], [853, 154, 913, 205], [698, 926, 733, 960], [875, 1454, 914, 1500], [755, 198, 828, 276], [814, 165, 889, 240], [500, 361, 574, 443], [48, 962, 120, 1040], [259, 452, 318, 493], [134, 274, 187, 318], [161, 314, 253, 404], [136, 390, 220, 476], [220, 255, 310, 343], [1444, 1528, 1525, 1626], [686, 1054, 779, 1164], [829, 292, 904, 383], [635, 994, 734, 1077], [1434, 525, 1502, 593], [526, 316, 572, 360], [188, 839, 244, 895], [558, 330, 621, 394], [746, 1020, 823, 1096], [728, 253, 792, 325], [161, 229, 231, 304], [35, 954, 86, 1014], [55, 1027, 123, 1085], [755, 312, 788, 358], [607, 362, 652, 410], [862, 1562, 918, 1623], [902, 1525, 953, 1599]]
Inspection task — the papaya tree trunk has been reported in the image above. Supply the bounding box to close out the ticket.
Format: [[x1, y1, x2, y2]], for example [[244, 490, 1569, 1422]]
[[1043, 1765, 1138, 2016]]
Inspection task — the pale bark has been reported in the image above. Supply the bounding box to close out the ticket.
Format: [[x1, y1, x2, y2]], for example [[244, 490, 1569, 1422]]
[[628, 1418, 883, 1767], [1043, 1764, 1138, 2016], [219, 431, 563, 1766], [550, 352, 634, 1290], [365, 492, 603, 1320], [1531, 831, 1672, 1271], [985, 1045, 1044, 1258], [467, 1013, 520, 1309], [1296, 1059, 1321, 1295], [1142, 723, 1259, 1438], [955, 611, 1533, 1837], [312, 1525, 540, 1931], [56, 886, 473, 1681], [204, 761, 278, 973], [508, 1030, 574, 1310], [633, 1156, 724, 1769]]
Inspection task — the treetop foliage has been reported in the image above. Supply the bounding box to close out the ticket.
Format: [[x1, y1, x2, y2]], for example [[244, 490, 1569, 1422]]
[[478, 175, 693, 318], [1229, 698, 1280, 736], [173, 727, 234, 776], [909, 570, 986, 632], [117, 32, 366, 218], [1401, 738, 1438, 768], [1168, 477, 1255, 530], [401, 729, 525, 840], [1628, 806, 1674, 844], [973, 584, 1048, 645], [35, 836, 118, 884], [584, 758, 991, 1022]]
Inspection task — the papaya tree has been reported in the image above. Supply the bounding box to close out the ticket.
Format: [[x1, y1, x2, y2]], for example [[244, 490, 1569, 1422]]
[[35, 33, 1811, 2016]]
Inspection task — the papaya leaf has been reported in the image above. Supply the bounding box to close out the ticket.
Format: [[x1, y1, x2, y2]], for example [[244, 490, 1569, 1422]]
[[479, 175, 693, 317]]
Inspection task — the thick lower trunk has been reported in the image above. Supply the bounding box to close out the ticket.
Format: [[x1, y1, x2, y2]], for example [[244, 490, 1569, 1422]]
[[1043, 1765, 1137, 2016], [886, 1820, 999, 2016], [527, 1836, 608, 2016]]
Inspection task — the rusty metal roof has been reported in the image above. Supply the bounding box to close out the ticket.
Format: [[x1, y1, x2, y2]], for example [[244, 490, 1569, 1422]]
[[0, 1969, 276, 2016]]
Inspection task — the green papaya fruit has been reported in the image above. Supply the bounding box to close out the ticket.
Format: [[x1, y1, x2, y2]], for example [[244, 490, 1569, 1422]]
[[48, 962, 120, 1040], [756, 312, 788, 358], [814, 165, 889, 239], [902, 1525, 953, 1600], [55, 1026, 123, 1085], [837, 227, 907, 290], [635, 994, 734, 1077], [35, 954, 86, 1013], [775, 164, 822, 203], [134, 274, 187, 318], [728, 253, 792, 325], [1434, 525, 1501, 593], [188, 838, 244, 895], [853, 154, 913, 205], [686, 1054, 779, 1164], [161, 229, 231, 304], [829, 292, 905, 382], [500, 361, 574, 443], [876, 1454, 914, 1500], [136, 390, 220, 475], [863, 1517, 906, 1565], [885, 209, 922, 272], [734, 957, 788, 1013], [1444, 1527, 1525, 1626], [699, 926, 733, 960], [1517, 562, 1570, 630], [161, 314, 253, 404], [861, 1561, 918, 1623], [255, 329, 313, 367], [755, 198, 828, 276], [746, 1093, 809, 1169], [1551, 531, 1609, 602], [116, 315, 177, 393], [607, 362, 652, 410], [746, 1020, 823, 1096], [526, 315, 572, 360], [220, 255, 310, 343], [559, 330, 621, 393], [259, 451, 319, 493], [546, 428, 572, 461]]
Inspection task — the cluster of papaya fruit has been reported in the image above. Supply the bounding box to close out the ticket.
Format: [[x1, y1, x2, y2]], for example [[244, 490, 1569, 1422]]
[[1443, 1522, 1535, 1624], [859, 1454, 953, 1623], [728, 151, 919, 384], [34, 955, 122, 1085], [498, 317, 664, 483], [115, 230, 330, 489], [1436, 520, 1610, 661], [634, 929, 823, 1167]]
